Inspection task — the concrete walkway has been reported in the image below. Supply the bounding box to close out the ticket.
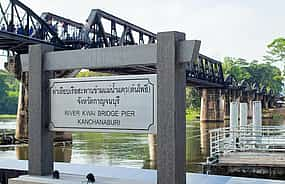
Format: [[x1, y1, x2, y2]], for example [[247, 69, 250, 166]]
[[1, 159, 284, 184]]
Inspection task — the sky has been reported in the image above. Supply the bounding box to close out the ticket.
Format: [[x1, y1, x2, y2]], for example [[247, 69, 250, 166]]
[[0, 0, 285, 69]]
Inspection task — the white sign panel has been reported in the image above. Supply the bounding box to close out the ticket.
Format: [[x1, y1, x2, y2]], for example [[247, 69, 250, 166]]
[[50, 74, 157, 133]]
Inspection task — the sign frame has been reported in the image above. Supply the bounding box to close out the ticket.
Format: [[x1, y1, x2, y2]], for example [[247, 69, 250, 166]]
[[49, 74, 157, 134], [24, 31, 201, 183]]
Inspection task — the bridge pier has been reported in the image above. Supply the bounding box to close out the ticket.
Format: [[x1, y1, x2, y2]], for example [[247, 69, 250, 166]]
[[239, 92, 248, 104], [258, 94, 271, 110], [15, 76, 29, 140], [239, 91, 251, 119], [262, 95, 271, 110], [224, 90, 240, 120], [200, 89, 224, 122], [255, 94, 262, 102], [268, 97, 274, 108], [148, 134, 157, 169], [223, 90, 231, 120], [248, 98, 254, 118], [200, 121, 224, 156], [259, 95, 264, 108]]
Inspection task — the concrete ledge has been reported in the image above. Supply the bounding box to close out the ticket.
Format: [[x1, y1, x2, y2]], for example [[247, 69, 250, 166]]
[[9, 174, 148, 184], [2, 160, 285, 184]]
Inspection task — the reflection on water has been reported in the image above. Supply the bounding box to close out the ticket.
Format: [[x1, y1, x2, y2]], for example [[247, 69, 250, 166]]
[[0, 119, 16, 130], [199, 121, 226, 158], [15, 146, 72, 163], [0, 118, 282, 172]]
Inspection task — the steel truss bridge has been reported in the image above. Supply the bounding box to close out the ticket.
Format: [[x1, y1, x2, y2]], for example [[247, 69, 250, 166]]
[[0, 0, 277, 99]]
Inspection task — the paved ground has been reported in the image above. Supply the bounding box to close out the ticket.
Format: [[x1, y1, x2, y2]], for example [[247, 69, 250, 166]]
[[1, 159, 285, 184], [10, 174, 285, 184]]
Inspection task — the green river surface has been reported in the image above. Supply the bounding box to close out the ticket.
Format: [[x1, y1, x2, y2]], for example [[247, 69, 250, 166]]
[[0, 118, 281, 173]]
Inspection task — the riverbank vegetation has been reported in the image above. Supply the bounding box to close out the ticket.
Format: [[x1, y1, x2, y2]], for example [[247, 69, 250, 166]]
[[0, 114, 16, 119], [222, 57, 283, 94], [0, 70, 19, 115], [185, 87, 200, 121], [186, 108, 200, 121]]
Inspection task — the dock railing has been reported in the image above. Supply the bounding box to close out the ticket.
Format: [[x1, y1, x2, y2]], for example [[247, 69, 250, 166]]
[[208, 125, 285, 163]]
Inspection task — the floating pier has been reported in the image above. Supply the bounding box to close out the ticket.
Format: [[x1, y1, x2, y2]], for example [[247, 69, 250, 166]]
[[204, 124, 285, 179], [205, 152, 285, 179], [204, 102, 285, 179]]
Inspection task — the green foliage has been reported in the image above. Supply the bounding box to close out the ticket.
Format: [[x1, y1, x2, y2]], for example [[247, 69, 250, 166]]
[[0, 114, 17, 119], [186, 87, 200, 110], [76, 70, 111, 78], [272, 113, 282, 122], [0, 70, 19, 114], [186, 108, 199, 121], [223, 57, 284, 94], [185, 87, 201, 121], [223, 57, 251, 80], [264, 37, 285, 63]]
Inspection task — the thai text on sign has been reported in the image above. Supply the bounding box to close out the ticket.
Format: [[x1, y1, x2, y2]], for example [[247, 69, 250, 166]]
[[49, 74, 157, 134]]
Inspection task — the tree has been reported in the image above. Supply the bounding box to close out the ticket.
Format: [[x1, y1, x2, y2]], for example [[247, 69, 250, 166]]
[[222, 57, 284, 94], [223, 57, 251, 81], [0, 70, 19, 114], [76, 70, 111, 78], [186, 87, 200, 109], [264, 37, 285, 63], [0, 77, 8, 111]]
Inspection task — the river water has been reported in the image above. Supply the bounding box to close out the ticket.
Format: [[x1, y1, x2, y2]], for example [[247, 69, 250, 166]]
[[0, 118, 280, 172]]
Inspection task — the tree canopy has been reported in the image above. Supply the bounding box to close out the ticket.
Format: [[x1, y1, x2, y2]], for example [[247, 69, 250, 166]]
[[264, 37, 285, 63], [76, 70, 112, 78], [0, 70, 19, 114], [222, 57, 283, 94]]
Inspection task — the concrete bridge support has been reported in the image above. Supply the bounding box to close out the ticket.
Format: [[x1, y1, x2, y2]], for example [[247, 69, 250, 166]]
[[239, 92, 248, 104], [15, 75, 29, 140], [200, 89, 224, 122], [268, 98, 274, 108], [200, 121, 224, 156], [223, 90, 240, 120], [148, 134, 157, 169], [255, 94, 271, 110], [248, 96, 255, 118], [255, 95, 264, 105], [223, 91, 231, 120], [263, 96, 270, 110], [239, 92, 250, 118]]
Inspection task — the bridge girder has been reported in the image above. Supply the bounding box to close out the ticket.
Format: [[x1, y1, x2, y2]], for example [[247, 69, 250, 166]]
[[0, 0, 278, 98], [0, 0, 68, 53]]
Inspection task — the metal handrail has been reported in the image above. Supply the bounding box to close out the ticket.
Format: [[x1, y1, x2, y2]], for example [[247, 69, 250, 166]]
[[208, 125, 285, 163]]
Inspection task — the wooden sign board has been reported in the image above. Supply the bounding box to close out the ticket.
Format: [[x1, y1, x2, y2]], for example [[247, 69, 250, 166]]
[[49, 74, 157, 134]]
